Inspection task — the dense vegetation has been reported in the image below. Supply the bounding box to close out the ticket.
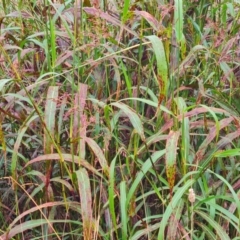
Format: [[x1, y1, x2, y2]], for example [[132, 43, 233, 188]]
[[0, 0, 240, 239]]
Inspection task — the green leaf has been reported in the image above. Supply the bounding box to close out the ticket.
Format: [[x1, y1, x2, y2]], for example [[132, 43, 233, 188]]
[[1, 219, 80, 239], [122, 0, 131, 23], [126, 150, 166, 206], [195, 210, 231, 240], [44, 86, 59, 153], [174, 0, 184, 42], [120, 181, 128, 240], [214, 148, 240, 157], [145, 36, 168, 99], [0, 79, 13, 91], [108, 154, 118, 234], [11, 115, 39, 181], [110, 102, 145, 141], [158, 179, 195, 239]]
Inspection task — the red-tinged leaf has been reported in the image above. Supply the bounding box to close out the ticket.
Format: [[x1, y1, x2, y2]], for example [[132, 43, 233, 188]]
[[166, 130, 180, 196], [159, 107, 231, 134], [55, 50, 74, 67], [73, 84, 88, 158], [83, 7, 119, 26], [83, 7, 138, 38], [23, 153, 103, 178], [9, 202, 80, 229], [84, 137, 109, 175], [0, 219, 80, 240], [194, 117, 234, 164], [0, 201, 82, 239], [6, 11, 32, 18], [216, 128, 240, 151], [75, 168, 94, 240], [167, 200, 185, 239], [134, 11, 159, 31], [173, 45, 207, 77], [181, 107, 230, 119]]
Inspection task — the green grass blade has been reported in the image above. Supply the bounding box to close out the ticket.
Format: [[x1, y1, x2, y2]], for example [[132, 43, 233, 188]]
[[146, 35, 168, 102], [119, 59, 132, 98], [195, 210, 231, 240], [181, 115, 190, 175], [158, 179, 195, 239], [111, 102, 145, 141], [11, 114, 38, 182], [108, 154, 118, 236], [49, 19, 56, 70], [214, 148, 240, 157], [120, 181, 128, 240], [174, 0, 184, 43], [0, 78, 13, 91], [1, 219, 80, 239], [126, 150, 166, 206], [44, 86, 58, 153], [121, 0, 131, 23]]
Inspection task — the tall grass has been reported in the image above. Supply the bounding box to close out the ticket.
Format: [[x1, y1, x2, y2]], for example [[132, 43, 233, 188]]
[[0, 0, 239, 239]]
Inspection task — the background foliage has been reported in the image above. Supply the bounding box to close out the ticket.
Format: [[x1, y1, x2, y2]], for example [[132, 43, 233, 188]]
[[0, 0, 240, 239]]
